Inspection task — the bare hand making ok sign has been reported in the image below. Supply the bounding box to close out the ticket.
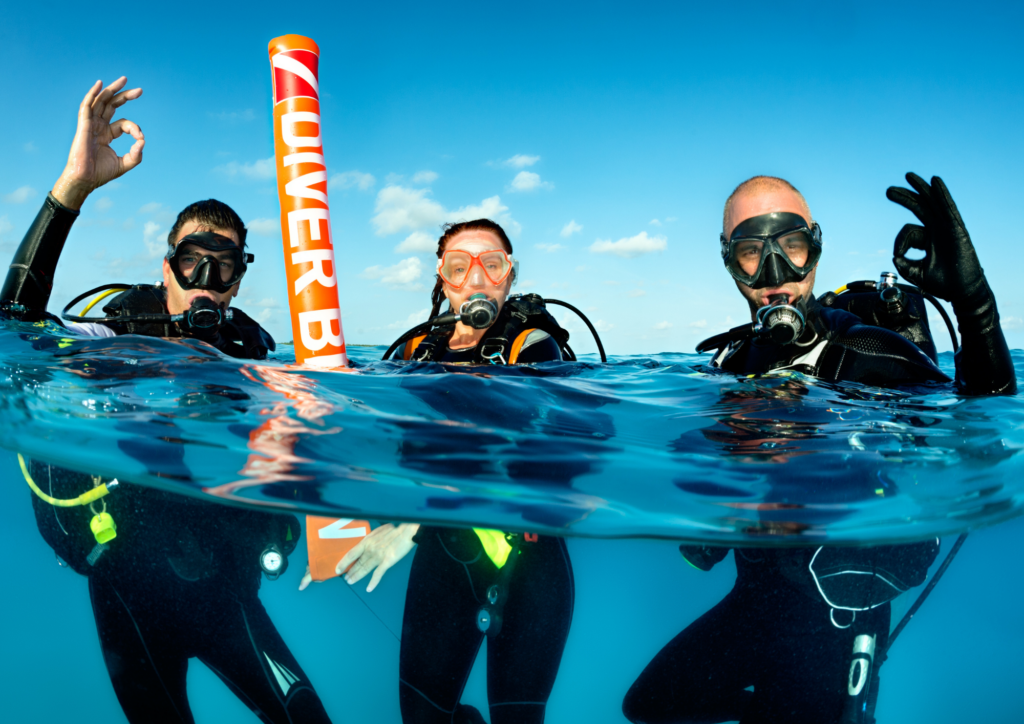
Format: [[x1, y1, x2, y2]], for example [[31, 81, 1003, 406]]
[[51, 77, 144, 210]]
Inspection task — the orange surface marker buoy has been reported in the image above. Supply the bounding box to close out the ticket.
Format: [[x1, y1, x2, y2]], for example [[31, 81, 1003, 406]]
[[268, 36, 368, 582], [306, 516, 370, 582], [268, 34, 348, 369]]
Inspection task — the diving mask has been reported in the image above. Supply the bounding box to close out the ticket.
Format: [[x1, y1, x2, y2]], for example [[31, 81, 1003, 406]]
[[721, 212, 822, 289], [166, 231, 254, 294], [438, 249, 518, 289]]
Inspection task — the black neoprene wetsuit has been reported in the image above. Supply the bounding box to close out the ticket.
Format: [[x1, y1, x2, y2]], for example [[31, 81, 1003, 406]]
[[623, 297, 1016, 724], [398, 340, 577, 724], [5, 195, 332, 724]]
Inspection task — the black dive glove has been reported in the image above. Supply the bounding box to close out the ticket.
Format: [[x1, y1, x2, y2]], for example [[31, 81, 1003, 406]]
[[886, 173, 987, 309], [887, 173, 1015, 395]]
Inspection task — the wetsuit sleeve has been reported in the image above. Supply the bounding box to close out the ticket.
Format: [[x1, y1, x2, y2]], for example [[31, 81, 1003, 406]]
[[822, 323, 952, 386], [513, 330, 563, 364], [0, 193, 79, 315], [680, 544, 729, 572], [951, 282, 1017, 395]]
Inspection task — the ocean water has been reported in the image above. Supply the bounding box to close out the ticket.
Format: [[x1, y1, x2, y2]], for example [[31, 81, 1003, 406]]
[[3, 319, 1023, 722]]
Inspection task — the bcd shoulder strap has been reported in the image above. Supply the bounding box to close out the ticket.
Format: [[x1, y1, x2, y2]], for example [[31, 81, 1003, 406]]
[[101, 284, 179, 338], [404, 294, 569, 364]]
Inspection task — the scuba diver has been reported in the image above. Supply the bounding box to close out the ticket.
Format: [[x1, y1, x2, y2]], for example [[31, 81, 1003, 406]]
[[307, 219, 587, 724], [622, 174, 1016, 724], [1, 78, 332, 724]]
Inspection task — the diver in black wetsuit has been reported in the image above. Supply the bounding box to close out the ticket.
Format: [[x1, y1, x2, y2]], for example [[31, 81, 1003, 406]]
[[1, 78, 332, 724], [623, 174, 1016, 724], [308, 220, 576, 724]]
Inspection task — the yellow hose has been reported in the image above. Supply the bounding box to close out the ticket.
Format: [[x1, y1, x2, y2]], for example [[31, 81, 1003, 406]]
[[80, 287, 125, 316], [18, 454, 114, 507], [833, 285, 848, 295]]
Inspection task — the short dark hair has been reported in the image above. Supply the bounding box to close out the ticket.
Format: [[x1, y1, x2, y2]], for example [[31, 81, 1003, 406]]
[[429, 219, 514, 317], [167, 199, 248, 249]]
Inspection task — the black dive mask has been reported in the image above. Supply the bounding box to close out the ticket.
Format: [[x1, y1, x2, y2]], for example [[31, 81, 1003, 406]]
[[721, 212, 822, 289], [166, 232, 253, 294]]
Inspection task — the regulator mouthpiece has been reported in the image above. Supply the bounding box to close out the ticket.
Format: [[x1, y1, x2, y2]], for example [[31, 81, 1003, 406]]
[[459, 294, 498, 329], [177, 297, 232, 332], [756, 294, 806, 345]]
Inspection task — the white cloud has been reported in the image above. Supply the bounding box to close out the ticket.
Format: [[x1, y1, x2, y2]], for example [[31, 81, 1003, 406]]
[[389, 308, 432, 329], [143, 221, 166, 258], [1002, 316, 1023, 330], [518, 279, 537, 289], [360, 257, 424, 290], [213, 157, 276, 181], [95, 197, 113, 212], [395, 230, 437, 253], [654, 321, 673, 330], [589, 231, 667, 258], [372, 186, 516, 237], [628, 289, 646, 298], [561, 220, 583, 238], [329, 170, 376, 191], [247, 218, 279, 237], [412, 170, 438, 185], [24, 142, 36, 152], [372, 186, 446, 235], [689, 320, 708, 329], [535, 243, 562, 253], [649, 218, 662, 227], [504, 154, 540, 168], [139, 202, 163, 214], [4, 186, 36, 204], [509, 171, 553, 192], [595, 320, 614, 333]]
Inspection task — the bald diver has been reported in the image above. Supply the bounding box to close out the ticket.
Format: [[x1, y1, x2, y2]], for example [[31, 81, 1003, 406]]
[[623, 173, 1015, 724]]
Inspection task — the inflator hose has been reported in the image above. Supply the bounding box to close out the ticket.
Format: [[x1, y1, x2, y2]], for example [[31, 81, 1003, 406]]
[[18, 454, 116, 507]]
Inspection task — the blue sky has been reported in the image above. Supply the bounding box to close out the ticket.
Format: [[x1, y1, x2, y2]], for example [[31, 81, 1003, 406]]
[[1, 1, 1022, 354]]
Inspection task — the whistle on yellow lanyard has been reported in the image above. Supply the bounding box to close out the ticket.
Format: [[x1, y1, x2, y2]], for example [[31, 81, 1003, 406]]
[[19, 454, 120, 556]]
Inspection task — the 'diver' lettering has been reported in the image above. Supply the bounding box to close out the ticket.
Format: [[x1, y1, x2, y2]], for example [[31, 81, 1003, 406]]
[[280, 111, 322, 148], [292, 250, 337, 294], [298, 308, 343, 351], [285, 171, 328, 204], [287, 208, 331, 248]]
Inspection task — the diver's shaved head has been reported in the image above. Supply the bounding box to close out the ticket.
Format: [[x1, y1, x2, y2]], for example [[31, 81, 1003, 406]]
[[723, 176, 812, 237]]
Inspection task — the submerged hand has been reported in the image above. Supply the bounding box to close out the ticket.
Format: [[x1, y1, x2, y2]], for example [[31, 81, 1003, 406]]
[[886, 173, 986, 306], [337, 523, 419, 593], [52, 77, 145, 210]]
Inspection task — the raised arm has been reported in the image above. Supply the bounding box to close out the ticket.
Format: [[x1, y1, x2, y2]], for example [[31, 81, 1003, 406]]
[[0, 78, 144, 316], [887, 173, 1016, 396]]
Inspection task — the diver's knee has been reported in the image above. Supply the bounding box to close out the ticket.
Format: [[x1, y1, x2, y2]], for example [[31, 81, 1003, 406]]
[[399, 679, 452, 724]]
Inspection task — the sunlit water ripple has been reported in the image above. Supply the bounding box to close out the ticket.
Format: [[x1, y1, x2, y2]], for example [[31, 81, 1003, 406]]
[[3, 318, 1023, 545]]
